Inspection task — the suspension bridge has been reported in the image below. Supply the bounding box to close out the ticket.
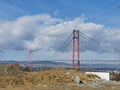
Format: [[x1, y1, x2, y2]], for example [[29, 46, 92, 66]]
[[28, 29, 120, 70]]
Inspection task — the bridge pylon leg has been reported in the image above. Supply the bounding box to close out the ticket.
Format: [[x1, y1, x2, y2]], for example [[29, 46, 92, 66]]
[[72, 29, 80, 69]]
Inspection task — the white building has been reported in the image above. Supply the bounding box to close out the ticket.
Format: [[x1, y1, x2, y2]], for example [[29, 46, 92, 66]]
[[85, 72, 110, 81]]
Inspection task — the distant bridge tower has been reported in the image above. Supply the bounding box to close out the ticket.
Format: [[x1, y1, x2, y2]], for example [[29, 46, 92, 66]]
[[72, 29, 80, 69], [28, 50, 33, 68]]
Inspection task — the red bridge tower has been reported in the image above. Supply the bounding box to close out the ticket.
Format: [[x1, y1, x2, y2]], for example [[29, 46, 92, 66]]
[[72, 29, 80, 69]]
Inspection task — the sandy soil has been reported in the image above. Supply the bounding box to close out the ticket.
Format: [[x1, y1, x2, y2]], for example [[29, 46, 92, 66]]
[[0, 83, 120, 90]]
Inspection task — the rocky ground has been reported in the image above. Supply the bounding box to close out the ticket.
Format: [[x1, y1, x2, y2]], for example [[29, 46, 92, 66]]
[[0, 64, 120, 90], [0, 82, 120, 90]]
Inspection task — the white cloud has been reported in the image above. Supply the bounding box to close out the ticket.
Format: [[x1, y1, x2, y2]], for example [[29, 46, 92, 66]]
[[0, 14, 120, 54]]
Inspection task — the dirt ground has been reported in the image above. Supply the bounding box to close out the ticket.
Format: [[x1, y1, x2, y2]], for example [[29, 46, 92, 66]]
[[0, 64, 101, 88], [1, 82, 120, 90], [0, 83, 120, 90], [0, 64, 120, 90]]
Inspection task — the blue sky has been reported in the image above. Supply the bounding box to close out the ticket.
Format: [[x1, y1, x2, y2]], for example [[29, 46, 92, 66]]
[[1, 0, 120, 27], [0, 0, 120, 62]]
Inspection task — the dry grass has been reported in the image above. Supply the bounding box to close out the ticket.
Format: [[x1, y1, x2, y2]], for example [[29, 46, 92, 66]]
[[0, 65, 100, 88], [1, 64, 119, 90]]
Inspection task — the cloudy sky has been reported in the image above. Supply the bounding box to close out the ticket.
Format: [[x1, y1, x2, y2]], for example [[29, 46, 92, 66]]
[[0, 0, 120, 61]]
